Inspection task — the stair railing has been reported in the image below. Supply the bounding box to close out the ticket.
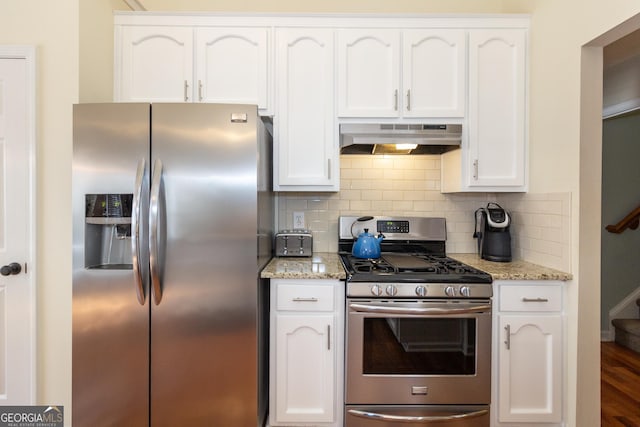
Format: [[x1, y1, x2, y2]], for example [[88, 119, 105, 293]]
[[606, 204, 640, 233]]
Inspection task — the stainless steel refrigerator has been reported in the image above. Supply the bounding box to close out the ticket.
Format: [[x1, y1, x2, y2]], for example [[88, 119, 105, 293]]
[[72, 103, 273, 426]]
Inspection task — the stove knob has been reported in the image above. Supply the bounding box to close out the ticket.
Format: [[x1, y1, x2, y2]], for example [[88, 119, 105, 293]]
[[415, 285, 427, 297], [444, 286, 456, 297], [460, 286, 471, 297], [370, 284, 383, 296], [385, 285, 398, 296]]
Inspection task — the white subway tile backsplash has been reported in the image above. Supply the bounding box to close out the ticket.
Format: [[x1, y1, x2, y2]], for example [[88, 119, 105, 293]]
[[276, 154, 571, 272]]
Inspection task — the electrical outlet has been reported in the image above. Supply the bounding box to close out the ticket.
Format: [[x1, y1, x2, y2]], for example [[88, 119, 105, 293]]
[[293, 212, 305, 229]]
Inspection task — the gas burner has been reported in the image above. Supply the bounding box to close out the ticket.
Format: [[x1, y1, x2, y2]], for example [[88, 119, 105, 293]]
[[338, 216, 493, 298], [339, 252, 492, 285], [350, 258, 395, 274]]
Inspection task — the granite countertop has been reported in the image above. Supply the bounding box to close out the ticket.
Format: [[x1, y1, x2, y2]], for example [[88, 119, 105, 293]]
[[261, 252, 347, 280], [450, 253, 573, 281], [261, 252, 573, 282]]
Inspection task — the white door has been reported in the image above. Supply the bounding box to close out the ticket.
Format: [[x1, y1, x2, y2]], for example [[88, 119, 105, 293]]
[[337, 29, 400, 117], [468, 29, 526, 188], [498, 314, 562, 423], [403, 29, 466, 118], [195, 27, 270, 112], [0, 52, 36, 404], [117, 26, 194, 102], [274, 314, 335, 423], [275, 28, 338, 191]]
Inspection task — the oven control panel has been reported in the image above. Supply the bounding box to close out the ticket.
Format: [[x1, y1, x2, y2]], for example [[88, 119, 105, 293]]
[[378, 220, 409, 234], [348, 282, 493, 299]]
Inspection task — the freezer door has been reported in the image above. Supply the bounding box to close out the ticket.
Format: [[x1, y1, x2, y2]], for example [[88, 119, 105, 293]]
[[149, 103, 261, 426], [72, 103, 151, 427]]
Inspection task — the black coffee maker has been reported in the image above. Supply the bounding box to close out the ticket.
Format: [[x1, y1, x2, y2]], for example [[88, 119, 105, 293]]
[[474, 203, 512, 262]]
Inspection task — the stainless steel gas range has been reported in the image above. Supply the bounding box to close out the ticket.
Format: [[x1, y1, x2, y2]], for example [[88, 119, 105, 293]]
[[339, 216, 493, 427]]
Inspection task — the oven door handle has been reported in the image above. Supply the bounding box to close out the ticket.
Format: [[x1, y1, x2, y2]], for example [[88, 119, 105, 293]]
[[347, 408, 489, 423], [348, 303, 491, 315]]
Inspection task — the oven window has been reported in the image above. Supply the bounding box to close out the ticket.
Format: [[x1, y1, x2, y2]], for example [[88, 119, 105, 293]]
[[363, 317, 476, 375]]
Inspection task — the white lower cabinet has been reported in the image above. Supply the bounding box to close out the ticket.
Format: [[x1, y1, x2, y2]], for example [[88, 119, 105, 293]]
[[493, 281, 563, 426], [269, 279, 344, 426]]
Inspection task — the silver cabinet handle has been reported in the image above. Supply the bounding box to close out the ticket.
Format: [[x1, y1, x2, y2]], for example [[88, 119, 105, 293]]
[[406, 89, 411, 111], [131, 159, 146, 305], [149, 159, 164, 305], [349, 303, 491, 316], [473, 159, 479, 180], [198, 80, 203, 102], [522, 297, 549, 302], [327, 159, 331, 180], [504, 324, 511, 350], [327, 325, 331, 350], [394, 89, 398, 111], [183, 80, 189, 102], [292, 297, 318, 302], [348, 408, 489, 423]]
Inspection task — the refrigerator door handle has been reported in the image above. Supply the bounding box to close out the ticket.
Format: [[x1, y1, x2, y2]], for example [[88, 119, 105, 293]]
[[149, 158, 164, 305], [131, 158, 147, 305]]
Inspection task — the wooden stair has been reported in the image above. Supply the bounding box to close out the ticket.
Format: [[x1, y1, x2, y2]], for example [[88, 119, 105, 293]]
[[612, 298, 640, 353]]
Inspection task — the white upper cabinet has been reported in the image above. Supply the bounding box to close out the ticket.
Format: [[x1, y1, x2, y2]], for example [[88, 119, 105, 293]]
[[115, 22, 272, 113], [468, 28, 527, 188], [274, 28, 338, 191], [337, 28, 465, 118], [114, 14, 529, 193], [195, 27, 270, 110], [338, 29, 400, 117], [403, 30, 466, 117], [442, 28, 527, 192], [116, 26, 194, 102]]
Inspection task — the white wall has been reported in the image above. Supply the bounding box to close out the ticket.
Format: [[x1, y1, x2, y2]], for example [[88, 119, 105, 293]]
[[513, 3, 640, 426], [0, 0, 79, 422]]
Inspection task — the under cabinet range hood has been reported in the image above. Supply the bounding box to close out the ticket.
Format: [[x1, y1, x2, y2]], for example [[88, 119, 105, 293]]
[[340, 123, 462, 155]]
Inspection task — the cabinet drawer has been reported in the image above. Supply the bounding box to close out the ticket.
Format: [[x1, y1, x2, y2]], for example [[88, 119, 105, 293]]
[[500, 285, 562, 312], [276, 283, 335, 311]]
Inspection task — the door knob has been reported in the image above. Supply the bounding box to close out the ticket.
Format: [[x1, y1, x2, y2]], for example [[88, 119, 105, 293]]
[[1, 263, 22, 276]]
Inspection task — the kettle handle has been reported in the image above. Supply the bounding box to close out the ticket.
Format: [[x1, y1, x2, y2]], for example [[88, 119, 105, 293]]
[[350, 216, 374, 239]]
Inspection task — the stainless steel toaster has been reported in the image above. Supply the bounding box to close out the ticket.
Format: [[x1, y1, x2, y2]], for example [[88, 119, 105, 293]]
[[275, 230, 313, 257]]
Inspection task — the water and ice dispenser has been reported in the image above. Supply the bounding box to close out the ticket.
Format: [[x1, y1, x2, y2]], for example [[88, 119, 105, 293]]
[[84, 194, 133, 269]]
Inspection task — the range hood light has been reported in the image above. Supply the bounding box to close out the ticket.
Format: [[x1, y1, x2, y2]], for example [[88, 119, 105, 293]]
[[395, 143, 418, 151]]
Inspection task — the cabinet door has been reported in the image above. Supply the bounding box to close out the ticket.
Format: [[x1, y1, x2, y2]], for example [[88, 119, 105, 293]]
[[468, 29, 526, 188], [275, 28, 338, 191], [338, 29, 400, 117], [195, 27, 270, 112], [274, 314, 335, 423], [117, 26, 193, 102], [498, 314, 562, 423], [403, 30, 466, 117]]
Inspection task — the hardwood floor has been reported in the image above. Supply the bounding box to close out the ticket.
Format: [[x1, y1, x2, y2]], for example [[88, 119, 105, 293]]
[[601, 342, 640, 426]]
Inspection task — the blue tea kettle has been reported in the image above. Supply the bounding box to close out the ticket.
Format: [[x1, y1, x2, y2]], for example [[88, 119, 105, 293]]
[[352, 228, 385, 259]]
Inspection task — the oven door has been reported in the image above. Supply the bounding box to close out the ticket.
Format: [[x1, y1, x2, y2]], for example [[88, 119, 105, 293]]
[[346, 299, 492, 405]]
